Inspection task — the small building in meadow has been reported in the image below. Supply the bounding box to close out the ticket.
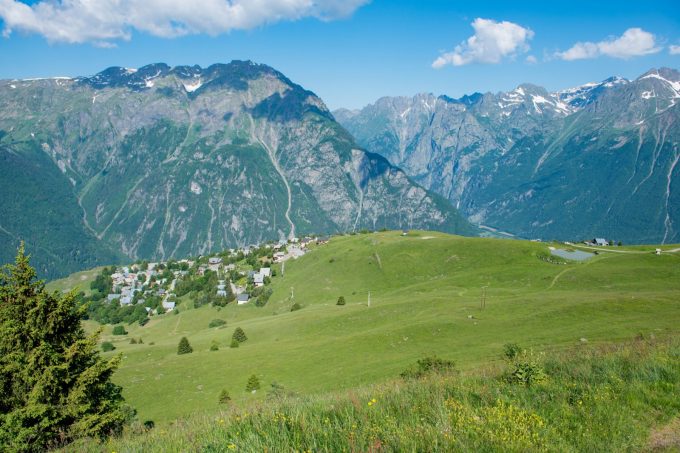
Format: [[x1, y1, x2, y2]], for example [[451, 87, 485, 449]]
[[237, 294, 250, 305]]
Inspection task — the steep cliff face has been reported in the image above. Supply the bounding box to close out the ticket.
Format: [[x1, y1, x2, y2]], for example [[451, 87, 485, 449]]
[[0, 61, 475, 277], [337, 68, 680, 243]]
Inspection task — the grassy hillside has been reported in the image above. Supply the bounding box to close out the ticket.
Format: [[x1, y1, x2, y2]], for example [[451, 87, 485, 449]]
[[57, 231, 680, 424], [66, 338, 680, 452], [46, 266, 105, 297]]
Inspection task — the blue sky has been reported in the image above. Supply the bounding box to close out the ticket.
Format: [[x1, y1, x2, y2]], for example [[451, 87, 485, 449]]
[[0, 0, 679, 109]]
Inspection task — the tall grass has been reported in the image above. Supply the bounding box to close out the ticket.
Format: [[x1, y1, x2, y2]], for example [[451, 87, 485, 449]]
[[66, 337, 680, 452]]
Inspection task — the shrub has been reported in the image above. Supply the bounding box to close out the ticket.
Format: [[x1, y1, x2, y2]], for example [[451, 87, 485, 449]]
[[506, 351, 546, 387], [218, 389, 231, 404], [101, 341, 115, 352], [177, 337, 193, 355], [290, 303, 302, 312], [336, 296, 346, 306], [232, 327, 247, 343], [230, 339, 240, 348], [503, 343, 522, 360], [209, 340, 219, 351], [401, 356, 455, 379], [129, 338, 137, 344], [245, 374, 261, 392], [267, 381, 295, 400], [112, 325, 127, 335], [208, 319, 227, 328], [143, 420, 155, 430]]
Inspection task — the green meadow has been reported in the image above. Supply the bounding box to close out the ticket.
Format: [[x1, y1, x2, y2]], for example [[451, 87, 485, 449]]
[[67, 338, 680, 452], [46, 266, 105, 297], [49, 231, 680, 425]]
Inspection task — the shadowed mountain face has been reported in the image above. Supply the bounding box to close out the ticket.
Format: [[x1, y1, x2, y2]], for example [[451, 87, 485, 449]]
[[336, 68, 680, 244], [0, 61, 475, 278]]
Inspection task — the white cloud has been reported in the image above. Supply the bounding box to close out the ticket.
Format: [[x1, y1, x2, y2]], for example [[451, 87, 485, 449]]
[[670, 45, 680, 55], [556, 28, 661, 61], [432, 18, 534, 68], [525, 55, 537, 64], [0, 0, 369, 44]]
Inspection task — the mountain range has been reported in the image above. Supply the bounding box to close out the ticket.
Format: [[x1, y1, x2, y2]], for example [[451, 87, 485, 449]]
[[2, 62, 678, 279], [0, 61, 474, 278], [335, 68, 680, 245]]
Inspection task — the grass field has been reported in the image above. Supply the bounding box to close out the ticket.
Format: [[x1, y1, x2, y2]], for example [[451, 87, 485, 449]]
[[45, 266, 105, 297], [65, 337, 680, 452], [50, 231, 680, 425]]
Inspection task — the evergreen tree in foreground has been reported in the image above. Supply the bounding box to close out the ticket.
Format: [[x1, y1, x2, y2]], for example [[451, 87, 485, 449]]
[[177, 336, 193, 355], [0, 244, 132, 452]]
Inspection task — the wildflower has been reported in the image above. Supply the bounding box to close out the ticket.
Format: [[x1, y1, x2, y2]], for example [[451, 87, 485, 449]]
[[228, 444, 236, 450]]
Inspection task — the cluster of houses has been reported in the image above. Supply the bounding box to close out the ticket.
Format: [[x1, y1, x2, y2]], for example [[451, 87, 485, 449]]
[[272, 236, 321, 262], [103, 234, 330, 311], [107, 265, 151, 306], [106, 260, 194, 313], [197, 256, 236, 276]]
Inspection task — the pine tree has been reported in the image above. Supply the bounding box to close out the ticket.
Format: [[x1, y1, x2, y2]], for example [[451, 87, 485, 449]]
[[245, 374, 261, 392], [218, 389, 231, 404], [232, 327, 247, 343], [0, 244, 132, 451], [337, 296, 346, 306], [177, 337, 193, 355]]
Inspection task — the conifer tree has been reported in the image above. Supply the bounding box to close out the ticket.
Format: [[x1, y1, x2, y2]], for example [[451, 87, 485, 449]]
[[245, 374, 261, 392], [177, 337, 193, 355], [0, 244, 132, 451], [232, 327, 247, 343], [218, 389, 231, 404]]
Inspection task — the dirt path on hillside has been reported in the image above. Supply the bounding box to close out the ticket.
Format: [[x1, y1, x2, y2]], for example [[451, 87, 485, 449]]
[[548, 256, 609, 290]]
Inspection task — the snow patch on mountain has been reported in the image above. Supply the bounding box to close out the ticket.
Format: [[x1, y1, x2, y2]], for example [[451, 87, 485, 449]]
[[183, 80, 202, 92], [641, 73, 680, 97]]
